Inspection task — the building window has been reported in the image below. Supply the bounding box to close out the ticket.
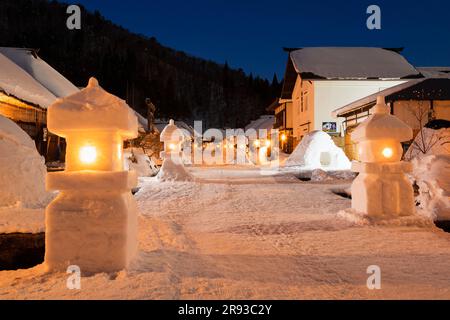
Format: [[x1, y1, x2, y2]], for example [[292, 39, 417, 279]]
[[300, 92, 304, 112], [304, 91, 308, 111]]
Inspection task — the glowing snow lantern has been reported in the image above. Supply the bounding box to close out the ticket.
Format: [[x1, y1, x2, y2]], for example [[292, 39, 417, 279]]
[[351, 96, 414, 217], [45, 77, 139, 273], [160, 119, 183, 162]]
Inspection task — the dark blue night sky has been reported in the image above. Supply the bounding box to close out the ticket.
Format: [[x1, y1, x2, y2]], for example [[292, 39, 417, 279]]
[[61, 0, 450, 80]]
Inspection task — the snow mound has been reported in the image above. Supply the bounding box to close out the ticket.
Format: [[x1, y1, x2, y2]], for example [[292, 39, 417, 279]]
[[284, 131, 351, 170], [124, 148, 158, 177], [157, 159, 194, 182], [411, 155, 450, 221], [0, 115, 49, 208]]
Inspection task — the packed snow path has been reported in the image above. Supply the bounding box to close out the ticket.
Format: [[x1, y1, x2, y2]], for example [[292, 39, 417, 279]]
[[1, 166, 449, 299]]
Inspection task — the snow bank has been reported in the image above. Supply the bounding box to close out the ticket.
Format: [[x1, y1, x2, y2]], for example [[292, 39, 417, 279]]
[[0, 207, 45, 233], [157, 159, 193, 182], [411, 155, 450, 221], [405, 127, 450, 220], [284, 131, 351, 170], [0, 115, 49, 208], [124, 148, 158, 177]]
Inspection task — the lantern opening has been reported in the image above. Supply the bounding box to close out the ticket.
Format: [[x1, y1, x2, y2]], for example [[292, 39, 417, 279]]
[[382, 147, 393, 158], [281, 134, 287, 142], [79, 146, 97, 164]]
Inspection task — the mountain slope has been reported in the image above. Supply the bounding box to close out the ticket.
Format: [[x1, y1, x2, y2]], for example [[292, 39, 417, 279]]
[[0, 0, 280, 128]]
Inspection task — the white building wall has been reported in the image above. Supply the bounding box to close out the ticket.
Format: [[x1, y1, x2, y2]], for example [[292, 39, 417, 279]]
[[313, 80, 407, 134]]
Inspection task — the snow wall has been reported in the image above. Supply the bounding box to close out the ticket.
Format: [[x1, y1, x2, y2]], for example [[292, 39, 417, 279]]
[[0, 115, 49, 208]]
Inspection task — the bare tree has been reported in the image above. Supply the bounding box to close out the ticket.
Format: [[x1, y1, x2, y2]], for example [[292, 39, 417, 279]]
[[405, 96, 450, 159]]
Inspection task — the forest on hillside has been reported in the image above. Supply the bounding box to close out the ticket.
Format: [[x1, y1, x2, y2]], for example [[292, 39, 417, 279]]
[[0, 0, 281, 128]]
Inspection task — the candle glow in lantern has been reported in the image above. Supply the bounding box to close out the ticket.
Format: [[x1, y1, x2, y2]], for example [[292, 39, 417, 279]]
[[351, 96, 414, 217], [160, 119, 183, 162], [45, 78, 139, 273], [157, 119, 193, 181]]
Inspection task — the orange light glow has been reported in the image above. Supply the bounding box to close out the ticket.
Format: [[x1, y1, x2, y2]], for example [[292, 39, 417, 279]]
[[79, 146, 97, 164], [382, 147, 393, 158]]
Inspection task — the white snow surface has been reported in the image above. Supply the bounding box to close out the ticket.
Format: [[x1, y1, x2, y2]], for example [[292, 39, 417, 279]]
[[405, 127, 450, 220], [411, 155, 450, 221], [290, 47, 419, 79], [284, 130, 351, 170], [124, 148, 156, 177], [0, 48, 78, 108], [1, 165, 450, 299], [0, 115, 50, 208], [48, 78, 138, 139], [0, 52, 55, 108], [157, 159, 194, 182], [0, 48, 78, 99], [0, 206, 45, 233]]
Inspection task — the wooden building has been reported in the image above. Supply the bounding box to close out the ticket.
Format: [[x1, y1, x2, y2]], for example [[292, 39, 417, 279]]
[[278, 47, 421, 149], [0, 47, 78, 160], [332, 78, 450, 159], [266, 98, 294, 153]]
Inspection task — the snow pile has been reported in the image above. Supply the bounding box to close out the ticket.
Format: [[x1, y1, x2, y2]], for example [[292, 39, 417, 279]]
[[411, 155, 450, 221], [404, 127, 450, 220], [284, 131, 351, 170], [157, 159, 193, 182], [0, 115, 49, 208], [124, 148, 158, 177]]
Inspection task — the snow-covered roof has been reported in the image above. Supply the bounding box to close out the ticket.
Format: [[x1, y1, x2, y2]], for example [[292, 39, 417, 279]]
[[417, 67, 450, 79], [289, 47, 420, 80], [244, 115, 274, 132], [0, 48, 78, 109], [333, 78, 450, 117]]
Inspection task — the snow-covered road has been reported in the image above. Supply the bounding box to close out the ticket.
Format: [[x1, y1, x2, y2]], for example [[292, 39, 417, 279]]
[[1, 166, 449, 299]]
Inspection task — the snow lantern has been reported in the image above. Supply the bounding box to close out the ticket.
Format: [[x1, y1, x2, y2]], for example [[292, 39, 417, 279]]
[[45, 77, 139, 273], [160, 119, 183, 162], [351, 96, 414, 217], [157, 119, 193, 181]]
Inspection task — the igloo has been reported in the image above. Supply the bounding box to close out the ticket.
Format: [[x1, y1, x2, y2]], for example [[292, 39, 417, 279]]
[[45, 78, 139, 273], [351, 96, 414, 217], [0, 115, 49, 208], [284, 130, 351, 170]]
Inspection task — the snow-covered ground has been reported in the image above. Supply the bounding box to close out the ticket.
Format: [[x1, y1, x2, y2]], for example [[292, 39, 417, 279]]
[[1, 166, 449, 299]]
